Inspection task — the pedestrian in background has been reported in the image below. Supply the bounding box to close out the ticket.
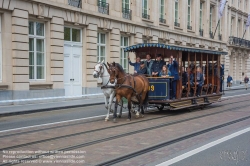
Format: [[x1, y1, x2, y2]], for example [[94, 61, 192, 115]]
[[244, 75, 249, 90], [227, 75, 233, 88]]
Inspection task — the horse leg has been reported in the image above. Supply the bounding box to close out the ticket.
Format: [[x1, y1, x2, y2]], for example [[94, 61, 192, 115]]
[[118, 98, 123, 118], [127, 97, 132, 121], [104, 96, 110, 121], [113, 95, 120, 123]]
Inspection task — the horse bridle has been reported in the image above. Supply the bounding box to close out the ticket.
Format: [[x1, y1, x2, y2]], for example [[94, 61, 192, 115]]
[[94, 63, 104, 77]]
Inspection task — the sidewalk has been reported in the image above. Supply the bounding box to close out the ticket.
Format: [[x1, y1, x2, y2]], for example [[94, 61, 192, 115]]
[[0, 97, 105, 116]]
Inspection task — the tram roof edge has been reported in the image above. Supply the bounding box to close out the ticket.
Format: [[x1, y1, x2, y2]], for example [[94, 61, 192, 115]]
[[123, 43, 228, 55]]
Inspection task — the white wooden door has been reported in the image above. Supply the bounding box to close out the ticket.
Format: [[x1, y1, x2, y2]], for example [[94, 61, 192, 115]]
[[64, 44, 82, 96]]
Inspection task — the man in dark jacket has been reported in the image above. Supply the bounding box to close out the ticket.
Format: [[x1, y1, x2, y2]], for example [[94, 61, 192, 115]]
[[195, 67, 204, 97], [167, 55, 179, 99], [152, 54, 165, 76], [182, 66, 188, 86], [128, 56, 141, 73]]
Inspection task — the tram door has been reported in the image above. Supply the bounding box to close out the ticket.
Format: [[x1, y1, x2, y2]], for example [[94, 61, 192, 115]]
[[64, 44, 82, 96]]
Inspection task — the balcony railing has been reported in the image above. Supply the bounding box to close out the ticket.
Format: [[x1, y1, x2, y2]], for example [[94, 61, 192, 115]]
[[159, 18, 166, 24], [174, 22, 180, 27], [229, 36, 250, 48], [187, 25, 192, 30], [218, 34, 222, 41], [209, 31, 213, 39], [142, 13, 150, 19], [98, 0, 109, 15], [122, 8, 132, 20], [68, 0, 82, 8], [199, 29, 203, 36]]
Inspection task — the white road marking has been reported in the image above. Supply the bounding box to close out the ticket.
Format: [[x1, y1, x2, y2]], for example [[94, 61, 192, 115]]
[[0, 111, 128, 133], [156, 126, 250, 166], [1, 93, 250, 133], [222, 92, 250, 99]]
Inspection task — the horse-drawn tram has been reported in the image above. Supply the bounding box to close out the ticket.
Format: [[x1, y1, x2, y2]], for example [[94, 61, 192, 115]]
[[124, 43, 227, 111]]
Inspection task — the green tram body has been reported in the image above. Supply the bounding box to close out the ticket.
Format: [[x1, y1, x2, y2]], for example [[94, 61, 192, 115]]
[[124, 43, 227, 110]]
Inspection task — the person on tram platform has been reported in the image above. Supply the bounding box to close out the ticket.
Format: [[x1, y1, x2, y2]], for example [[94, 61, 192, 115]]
[[137, 61, 147, 75], [128, 56, 141, 74], [152, 54, 165, 77], [194, 67, 204, 97], [159, 65, 168, 77], [182, 66, 188, 87], [144, 54, 154, 76], [167, 55, 179, 100], [185, 67, 194, 96]]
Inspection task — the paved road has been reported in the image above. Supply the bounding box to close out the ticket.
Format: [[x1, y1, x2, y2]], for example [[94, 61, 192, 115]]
[[0, 89, 249, 132], [159, 129, 250, 166]]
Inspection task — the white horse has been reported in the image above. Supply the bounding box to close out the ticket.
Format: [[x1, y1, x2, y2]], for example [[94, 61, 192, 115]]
[[93, 60, 122, 121]]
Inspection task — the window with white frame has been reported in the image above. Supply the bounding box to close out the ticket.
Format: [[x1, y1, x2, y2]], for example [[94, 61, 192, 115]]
[[245, 0, 247, 11], [97, 33, 106, 62], [120, 36, 129, 73], [231, 17, 234, 36], [209, 6, 213, 32], [122, 0, 130, 9], [232, 0, 234, 5], [29, 21, 45, 80], [0, 16, 1, 82], [64, 27, 81, 42], [187, 0, 191, 27], [238, 0, 240, 8], [159, 0, 164, 19], [237, 20, 240, 37], [199, 2, 203, 30], [142, 0, 148, 15], [175, 0, 179, 23]]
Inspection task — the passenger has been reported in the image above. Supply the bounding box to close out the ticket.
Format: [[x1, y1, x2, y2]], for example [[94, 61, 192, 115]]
[[167, 55, 179, 100], [182, 66, 188, 87], [128, 56, 141, 74], [195, 67, 204, 97], [159, 65, 168, 77], [186, 67, 194, 96], [144, 54, 154, 76], [137, 61, 147, 75], [227, 75, 233, 88], [152, 54, 165, 77]]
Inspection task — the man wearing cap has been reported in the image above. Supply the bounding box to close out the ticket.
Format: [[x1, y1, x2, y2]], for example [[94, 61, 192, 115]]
[[128, 56, 141, 73], [137, 61, 147, 75], [151, 54, 165, 76]]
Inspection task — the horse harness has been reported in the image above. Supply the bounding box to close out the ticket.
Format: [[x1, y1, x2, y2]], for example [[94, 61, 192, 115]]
[[115, 74, 142, 103]]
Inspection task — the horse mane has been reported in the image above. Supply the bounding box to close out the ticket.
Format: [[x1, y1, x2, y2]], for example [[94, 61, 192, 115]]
[[112, 62, 125, 73]]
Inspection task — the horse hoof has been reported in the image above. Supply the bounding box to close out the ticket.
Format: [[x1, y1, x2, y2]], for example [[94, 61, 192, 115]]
[[135, 115, 139, 118], [113, 119, 117, 123], [118, 115, 121, 118], [127, 119, 131, 121], [141, 114, 144, 118], [105, 119, 109, 122]]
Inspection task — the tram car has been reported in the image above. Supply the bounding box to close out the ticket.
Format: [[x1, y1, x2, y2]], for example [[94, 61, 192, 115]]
[[124, 43, 226, 111]]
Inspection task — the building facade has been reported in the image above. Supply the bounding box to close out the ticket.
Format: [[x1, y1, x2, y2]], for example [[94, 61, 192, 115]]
[[0, 0, 249, 103]]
